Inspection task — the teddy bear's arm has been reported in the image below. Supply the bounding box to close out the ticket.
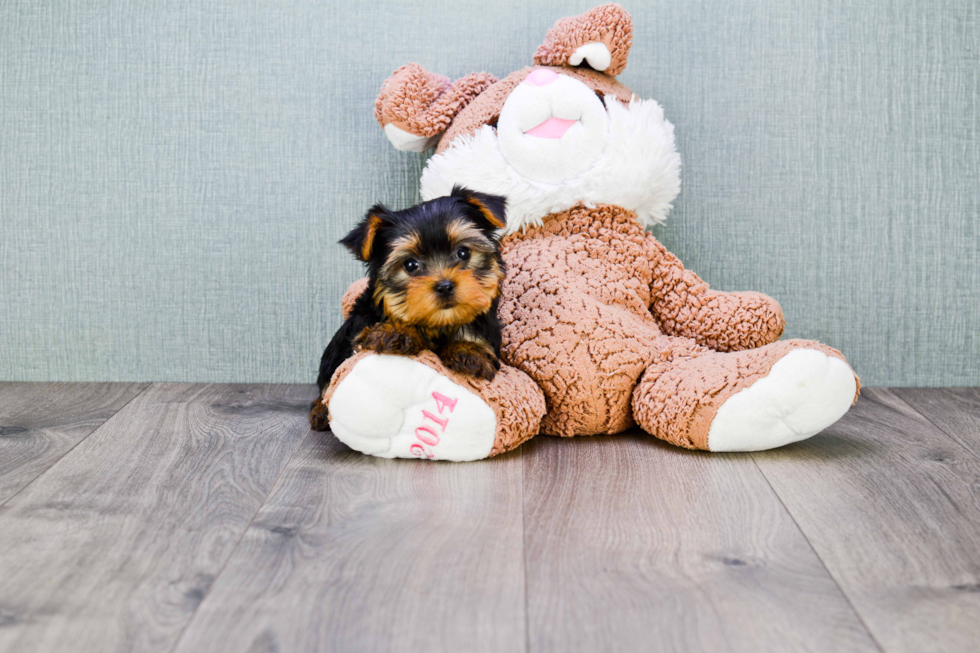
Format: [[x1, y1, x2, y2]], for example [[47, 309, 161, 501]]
[[645, 235, 786, 352]]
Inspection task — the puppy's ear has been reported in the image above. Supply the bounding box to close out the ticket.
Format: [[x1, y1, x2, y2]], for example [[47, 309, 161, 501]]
[[451, 185, 507, 232], [340, 205, 389, 262]]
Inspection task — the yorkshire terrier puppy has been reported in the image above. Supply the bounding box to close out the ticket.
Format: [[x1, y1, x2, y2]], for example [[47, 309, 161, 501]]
[[310, 186, 507, 431]]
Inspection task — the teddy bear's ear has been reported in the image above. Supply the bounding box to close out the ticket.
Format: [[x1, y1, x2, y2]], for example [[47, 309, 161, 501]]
[[374, 64, 497, 153], [533, 4, 633, 77]]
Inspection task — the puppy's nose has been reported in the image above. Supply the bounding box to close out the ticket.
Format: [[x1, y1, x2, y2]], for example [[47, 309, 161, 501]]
[[434, 279, 455, 297], [525, 69, 559, 86]]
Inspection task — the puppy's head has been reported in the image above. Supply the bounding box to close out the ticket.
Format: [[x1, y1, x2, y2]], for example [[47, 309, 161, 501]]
[[341, 186, 506, 328]]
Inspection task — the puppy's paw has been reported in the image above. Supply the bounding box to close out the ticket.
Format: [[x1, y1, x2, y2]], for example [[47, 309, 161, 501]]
[[355, 323, 424, 356], [440, 342, 499, 381], [308, 398, 331, 432]]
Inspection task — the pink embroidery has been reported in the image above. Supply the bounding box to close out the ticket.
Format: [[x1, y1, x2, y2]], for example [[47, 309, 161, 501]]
[[432, 391, 457, 414], [415, 425, 440, 447], [422, 409, 448, 431], [409, 391, 459, 458]]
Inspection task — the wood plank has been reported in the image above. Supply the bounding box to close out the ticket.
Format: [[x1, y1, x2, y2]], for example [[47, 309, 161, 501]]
[[891, 388, 980, 457], [172, 434, 526, 653], [752, 388, 980, 653], [0, 383, 148, 504], [0, 383, 311, 653], [522, 433, 877, 653]]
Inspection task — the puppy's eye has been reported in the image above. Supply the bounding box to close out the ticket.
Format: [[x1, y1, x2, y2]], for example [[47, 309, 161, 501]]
[[455, 246, 471, 262], [404, 259, 421, 274]]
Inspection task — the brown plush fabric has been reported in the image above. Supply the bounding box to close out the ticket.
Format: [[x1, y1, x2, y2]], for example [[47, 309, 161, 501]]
[[321, 349, 545, 457], [374, 64, 497, 137], [645, 238, 786, 351], [434, 66, 633, 154], [498, 204, 794, 437], [340, 277, 369, 319], [533, 3, 633, 77]]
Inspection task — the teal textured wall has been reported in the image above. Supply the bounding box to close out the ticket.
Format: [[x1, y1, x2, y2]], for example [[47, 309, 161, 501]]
[[1, 0, 978, 385]]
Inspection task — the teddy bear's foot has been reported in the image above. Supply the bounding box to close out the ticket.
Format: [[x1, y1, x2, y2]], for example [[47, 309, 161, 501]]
[[706, 348, 857, 452], [326, 354, 495, 460], [632, 339, 859, 452], [320, 351, 545, 461]]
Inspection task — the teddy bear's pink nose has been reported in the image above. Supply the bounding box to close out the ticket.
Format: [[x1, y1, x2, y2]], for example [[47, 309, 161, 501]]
[[525, 69, 559, 86]]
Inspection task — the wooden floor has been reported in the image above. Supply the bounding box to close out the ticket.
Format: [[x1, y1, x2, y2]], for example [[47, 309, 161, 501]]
[[1, 385, 979, 652]]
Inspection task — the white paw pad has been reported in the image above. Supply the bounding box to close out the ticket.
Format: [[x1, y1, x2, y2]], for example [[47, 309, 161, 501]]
[[328, 354, 497, 461], [708, 349, 856, 452], [383, 123, 440, 152]]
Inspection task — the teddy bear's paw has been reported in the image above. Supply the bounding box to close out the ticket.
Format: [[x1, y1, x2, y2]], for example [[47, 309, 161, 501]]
[[707, 349, 857, 452], [327, 354, 497, 461]]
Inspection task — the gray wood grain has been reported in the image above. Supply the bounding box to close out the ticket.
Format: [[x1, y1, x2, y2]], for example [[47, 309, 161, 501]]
[[0, 383, 311, 653], [172, 434, 527, 653], [752, 388, 980, 653], [0, 382, 148, 504], [522, 433, 878, 653], [890, 388, 980, 457]]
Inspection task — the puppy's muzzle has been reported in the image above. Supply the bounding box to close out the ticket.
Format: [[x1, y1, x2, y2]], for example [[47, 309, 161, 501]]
[[434, 279, 455, 298]]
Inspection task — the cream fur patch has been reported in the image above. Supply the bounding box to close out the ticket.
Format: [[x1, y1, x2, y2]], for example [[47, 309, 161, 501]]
[[383, 123, 440, 152], [570, 43, 612, 71]]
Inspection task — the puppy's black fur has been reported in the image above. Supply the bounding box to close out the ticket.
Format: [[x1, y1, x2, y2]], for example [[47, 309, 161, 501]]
[[310, 186, 507, 431]]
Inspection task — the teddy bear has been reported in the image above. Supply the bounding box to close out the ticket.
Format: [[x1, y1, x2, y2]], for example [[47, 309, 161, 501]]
[[318, 4, 860, 461]]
